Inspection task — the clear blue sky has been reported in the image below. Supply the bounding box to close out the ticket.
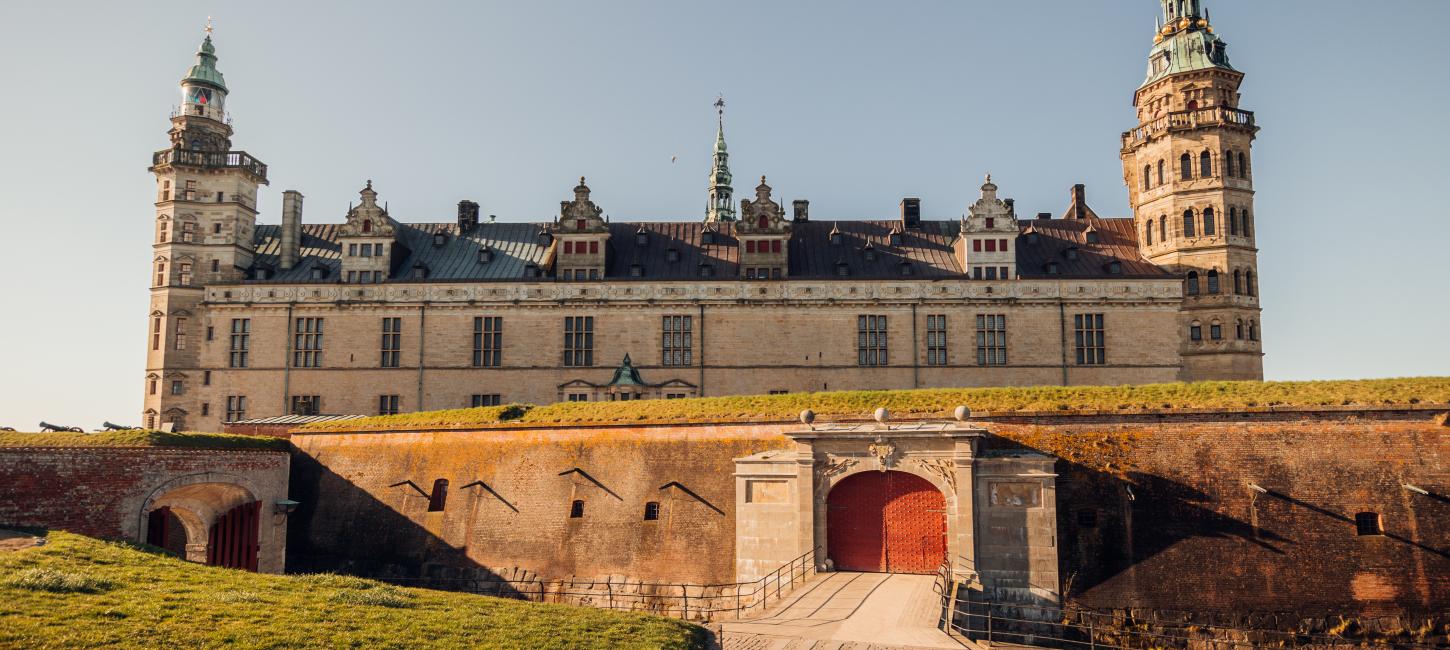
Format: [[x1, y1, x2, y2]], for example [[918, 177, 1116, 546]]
[[1, 1, 1446, 429]]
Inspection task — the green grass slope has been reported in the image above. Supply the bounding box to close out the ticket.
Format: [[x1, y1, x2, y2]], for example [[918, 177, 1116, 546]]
[[0, 430, 288, 451], [305, 376, 1450, 432], [0, 531, 704, 650]]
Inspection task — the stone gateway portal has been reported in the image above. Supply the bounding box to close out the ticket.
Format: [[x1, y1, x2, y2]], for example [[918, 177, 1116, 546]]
[[827, 471, 945, 574]]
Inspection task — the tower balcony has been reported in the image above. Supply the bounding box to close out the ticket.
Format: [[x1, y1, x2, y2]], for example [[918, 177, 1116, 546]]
[[151, 148, 268, 182], [171, 104, 231, 125], [1122, 106, 1255, 150]]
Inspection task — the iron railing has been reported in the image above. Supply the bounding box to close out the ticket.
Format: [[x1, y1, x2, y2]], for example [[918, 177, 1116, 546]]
[[150, 148, 268, 180], [935, 574, 1441, 650], [382, 547, 821, 621]]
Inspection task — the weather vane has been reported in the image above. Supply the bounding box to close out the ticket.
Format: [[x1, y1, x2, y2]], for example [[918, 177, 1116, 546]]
[[205, 16, 214, 36], [714, 94, 725, 116]]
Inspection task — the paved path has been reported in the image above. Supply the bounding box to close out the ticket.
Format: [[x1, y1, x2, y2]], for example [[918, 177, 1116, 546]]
[[720, 572, 973, 650]]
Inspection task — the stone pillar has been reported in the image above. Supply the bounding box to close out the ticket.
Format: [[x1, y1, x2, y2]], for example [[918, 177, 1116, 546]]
[[185, 542, 208, 564], [952, 436, 981, 586]]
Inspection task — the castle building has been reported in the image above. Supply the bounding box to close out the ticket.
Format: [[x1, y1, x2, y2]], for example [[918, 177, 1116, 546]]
[[144, 3, 1263, 431]]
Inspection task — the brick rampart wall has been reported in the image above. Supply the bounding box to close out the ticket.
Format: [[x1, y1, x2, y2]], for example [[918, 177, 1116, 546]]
[[290, 407, 1449, 618]]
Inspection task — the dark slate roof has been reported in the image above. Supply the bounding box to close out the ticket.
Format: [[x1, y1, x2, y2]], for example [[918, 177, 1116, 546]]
[[248, 217, 1167, 282]]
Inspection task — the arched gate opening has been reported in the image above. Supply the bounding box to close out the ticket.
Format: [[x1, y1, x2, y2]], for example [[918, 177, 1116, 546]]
[[826, 470, 946, 574]]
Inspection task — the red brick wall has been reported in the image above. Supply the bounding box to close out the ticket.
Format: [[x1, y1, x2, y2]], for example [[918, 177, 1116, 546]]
[[290, 408, 1449, 618], [0, 447, 290, 541]]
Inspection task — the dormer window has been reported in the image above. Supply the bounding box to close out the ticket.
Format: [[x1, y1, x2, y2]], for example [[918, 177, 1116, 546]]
[[478, 247, 494, 264], [888, 230, 903, 246], [701, 230, 715, 245], [899, 261, 914, 276], [1025, 232, 1039, 246], [635, 229, 649, 246], [537, 231, 553, 246], [1064, 248, 1079, 261], [433, 232, 448, 247], [629, 263, 643, 278], [829, 231, 843, 246], [310, 266, 327, 280], [863, 244, 877, 262], [256, 267, 272, 280], [698, 263, 714, 278], [1046, 262, 1061, 275], [665, 248, 680, 262], [1107, 261, 1122, 274], [412, 264, 429, 280], [835, 261, 850, 277], [524, 264, 541, 278], [1085, 230, 1100, 244]]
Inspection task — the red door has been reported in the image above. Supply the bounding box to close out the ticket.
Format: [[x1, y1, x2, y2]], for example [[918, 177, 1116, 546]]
[[207, 501, 261, 571], [827, 471, 946, 574]]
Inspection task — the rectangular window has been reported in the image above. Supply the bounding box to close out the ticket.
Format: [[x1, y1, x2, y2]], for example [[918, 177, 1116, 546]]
[[471, 394, 501, 407], [976, 314, 1007, 366], [662, 315, 693, 366], [564, 241, 573, 254], [210, 259, 219, 273], [152, 316, 162, 350], [201, 402, 210, 416], [589, 241, 599, 254], [348, 244, 358, 256], [228, 318, 250, 368], [985, 240, 996, 252], [771, 240, 782, 253], [1074, 313, 1106, 366], [567, 393, 589, 402], [377, 394, 400, 415], [746, 240, 756, 253], [203, 370, 211, 386], [290, 395, 321, 416], [170, 380, 183, 396], [360, 244, 372, 257], [293, 317, 324, 367], [473, 317, 502, 367], [225, 396, 246, 422], [999, 239, 1008, 252], [857, 315, 889, 366], [173, 317, 187, 350], [564, 316, 594, 367], [926, 315, 948, 366], [380, 317, 401, 368], [178, 262, 192, 285], [972, 239, 982, 252]]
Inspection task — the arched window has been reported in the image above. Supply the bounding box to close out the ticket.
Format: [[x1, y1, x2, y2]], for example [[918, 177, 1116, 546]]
[[643, 502, 661, 520], [1186, 99, 1199, 111], [757, 214, 769, 229], [1236, 319, 1245, 340], [1207, 269, 1220, 293], [1144, 222, 1153, 245], [1233, 269, 1243, 294], [1243, 211, 1253, 237], [1246, 270, 1256, 296], [1158, 215, 1167, 241], [1249, 320, 1259, 341], [190, 138, 201, 151], [1186, 271, 1200, 295], [1229, 207, 1239, 235], [428, 479, 448, 512], [1190, 321, 1203, 341], [1143, 165, 1152, 190], [1180, 153, 1192, 181], [1238, 152, 1248, 178], [1157, 160, 1165, 186], [1200, 151, 1212, 178], [1182, 209, 1196, 237], [569, 500, 585, 518], [1203, 207, 1216, 235], [1225, 150, 1236, 177]]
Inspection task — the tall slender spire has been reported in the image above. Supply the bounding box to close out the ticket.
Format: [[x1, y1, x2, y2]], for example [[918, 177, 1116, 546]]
[[705, 95, 736, 223]]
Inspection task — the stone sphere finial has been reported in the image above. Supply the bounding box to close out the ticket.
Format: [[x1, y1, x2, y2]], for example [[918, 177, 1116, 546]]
[[799, 409, 815, 425], [953, 405, 971, 422], [873, 407, 890, 424]]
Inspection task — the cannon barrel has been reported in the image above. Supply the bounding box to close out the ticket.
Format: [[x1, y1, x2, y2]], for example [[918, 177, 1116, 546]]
[[102, 421, 139, 431], [38, 421, 83, 433]]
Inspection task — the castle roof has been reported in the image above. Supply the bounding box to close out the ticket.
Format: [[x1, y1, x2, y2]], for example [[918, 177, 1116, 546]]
[[249, 216, 1169, 284]]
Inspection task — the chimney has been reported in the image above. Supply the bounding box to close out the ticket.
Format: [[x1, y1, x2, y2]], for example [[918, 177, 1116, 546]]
[[792, 199, 810, 222], [457, 200, 480, 231], [1036, 212, 1052, 220], [1003, 198, 1015, 216], [900, 198, 921, 229], [279, 190, 303, 270]]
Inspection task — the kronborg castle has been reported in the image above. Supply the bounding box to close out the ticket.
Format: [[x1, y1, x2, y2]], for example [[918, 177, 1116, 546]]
[[144, 3, 1262, 432]]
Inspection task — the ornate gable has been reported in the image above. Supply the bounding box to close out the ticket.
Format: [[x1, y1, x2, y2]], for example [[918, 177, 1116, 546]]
[[557, 177, 607, 234], [736, 176, 791, 235], [338, 180, 396, 238]]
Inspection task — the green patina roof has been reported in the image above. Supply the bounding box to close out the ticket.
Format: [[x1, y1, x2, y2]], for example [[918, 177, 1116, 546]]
[[607, 354, 647, 387], [182, 35, 228, 92], [1142, 25, 1234, 88]]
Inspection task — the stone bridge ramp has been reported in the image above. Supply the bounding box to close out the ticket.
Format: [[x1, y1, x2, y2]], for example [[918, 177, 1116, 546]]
[[720, 572, 972, 650]]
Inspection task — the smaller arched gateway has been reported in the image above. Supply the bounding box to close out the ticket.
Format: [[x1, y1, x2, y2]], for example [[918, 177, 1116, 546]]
[[827, 470, 945, 573]]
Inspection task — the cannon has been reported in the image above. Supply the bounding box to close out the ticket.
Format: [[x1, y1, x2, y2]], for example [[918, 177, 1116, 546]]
[[0, 426, 14, 432], [101, 421, 140, 431], [38, 421, 84, 433]]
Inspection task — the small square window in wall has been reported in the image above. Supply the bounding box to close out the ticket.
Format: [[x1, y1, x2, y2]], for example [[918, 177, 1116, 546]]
[[569, 500, 585, 518], [1355, 512, 1383, 536], [643, 502, 661, 521]]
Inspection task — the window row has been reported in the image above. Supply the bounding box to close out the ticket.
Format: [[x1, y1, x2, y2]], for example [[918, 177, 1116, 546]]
[[1145, 207, 1253, 245], [561, 240, 600, 255], [743, 240, 783, 254], [1185, 269, 1256, 297], [1189, 318, 1260, 342], [1141, 150, 1250, 191], [347, 243, 388, 257]]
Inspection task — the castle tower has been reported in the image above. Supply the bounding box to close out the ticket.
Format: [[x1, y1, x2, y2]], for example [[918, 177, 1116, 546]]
[[144, 25, 269, 429], [1121, 1, 1262, 381], [704, 96, 736, 223]]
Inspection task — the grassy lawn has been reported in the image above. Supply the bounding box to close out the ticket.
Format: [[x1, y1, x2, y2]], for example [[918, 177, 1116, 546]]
[[0, 531, 705, 650], [304, 376, 1450, 432], [0, 430, 288, 451]]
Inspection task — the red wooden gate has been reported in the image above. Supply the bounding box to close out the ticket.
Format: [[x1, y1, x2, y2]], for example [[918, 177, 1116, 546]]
[[207, 500, 261, 571], [827, 471, 945, 574]]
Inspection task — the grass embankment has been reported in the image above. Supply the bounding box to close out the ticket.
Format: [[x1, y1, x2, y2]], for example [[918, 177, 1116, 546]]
[[0, 430, 288, 451], [0, 531, 704, 650], [305, 377, 1450, 432]]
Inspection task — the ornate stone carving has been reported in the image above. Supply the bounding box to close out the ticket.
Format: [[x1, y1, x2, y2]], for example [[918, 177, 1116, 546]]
[[816, 458, 857, 491], [912, 458, 957, 493], [867, 437, 897, 471]]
